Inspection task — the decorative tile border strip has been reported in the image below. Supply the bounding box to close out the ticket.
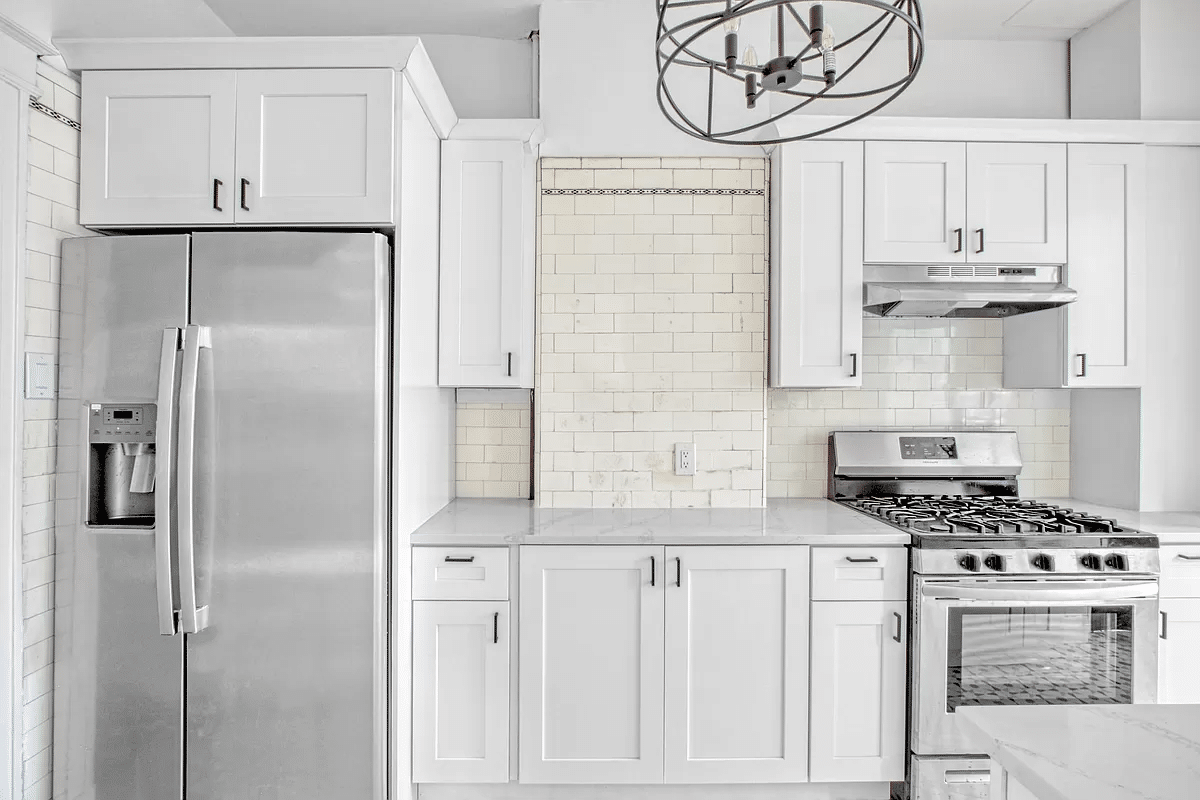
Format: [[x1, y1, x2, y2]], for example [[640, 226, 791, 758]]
[[30, 98, 81, 131], [543, 187, 763, 196]]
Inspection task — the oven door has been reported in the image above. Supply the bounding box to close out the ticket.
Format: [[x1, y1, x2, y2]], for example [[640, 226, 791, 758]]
[[912, 577, 1159, 756]]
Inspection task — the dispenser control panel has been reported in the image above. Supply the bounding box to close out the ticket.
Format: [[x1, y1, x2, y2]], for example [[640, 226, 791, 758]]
[[90, 403, 156, 443]]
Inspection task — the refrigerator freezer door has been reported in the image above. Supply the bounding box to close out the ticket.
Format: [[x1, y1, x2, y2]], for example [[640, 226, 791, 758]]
[[56, 235, 190, 800], [185, 232, 389, 800]]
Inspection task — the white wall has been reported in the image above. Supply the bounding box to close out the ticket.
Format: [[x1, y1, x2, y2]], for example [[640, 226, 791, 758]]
[[421, 35, 535, 119], [1070, 389, 1140, 509], [540, 0, 1069, 156], [1070, 0, 1141, 119], [1139, 0, 1200, 120]]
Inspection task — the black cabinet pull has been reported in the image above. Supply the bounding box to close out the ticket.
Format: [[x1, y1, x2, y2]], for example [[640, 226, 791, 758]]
[[1076, 353, 1088, 378], [650, 555, 656, 587], [240, 178, 251, 211], [675, 557, 682, 588], [1161, 610, 1168, 640], [493, 612, 499, 644], [976, 228, 985, 254], [507, 352, 513, 377], [213, 179, 223, 211], [849, 353, 858, 378], [846, 555, 879, 563], [953, 227, 963, 253], [893, 612, 903, 643], [444, 555, 475, 563]]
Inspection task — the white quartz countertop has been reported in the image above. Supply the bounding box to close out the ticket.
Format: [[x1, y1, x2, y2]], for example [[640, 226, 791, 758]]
[[409, 498, 909, 546], [958, 705, 1200, 800], [1036, 498, 1200, 543]]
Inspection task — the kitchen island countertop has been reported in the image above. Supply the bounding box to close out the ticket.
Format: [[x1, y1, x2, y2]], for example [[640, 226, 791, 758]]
[[958, 705, 1200, 800], [409, 498, 908, 546]]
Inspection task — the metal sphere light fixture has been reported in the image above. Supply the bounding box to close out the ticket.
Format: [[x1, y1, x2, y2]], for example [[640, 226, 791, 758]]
[[656, 0, 925, 145]]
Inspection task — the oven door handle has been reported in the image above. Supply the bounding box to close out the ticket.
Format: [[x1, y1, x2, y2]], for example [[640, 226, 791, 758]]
[[922, 581, 1159, 603]]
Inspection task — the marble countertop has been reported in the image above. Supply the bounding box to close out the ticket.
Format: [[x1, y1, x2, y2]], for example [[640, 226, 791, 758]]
[[958, 705, 1200, 800], [409, 498, 909, 546], [1036, 498, 1200, 543]]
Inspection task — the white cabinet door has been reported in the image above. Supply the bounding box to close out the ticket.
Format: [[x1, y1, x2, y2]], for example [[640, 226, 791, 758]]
[[413, 601, 510, 783], [80, 70, 237, 227], [966, 143, 1067, 264], [519, 546, 664, 783], [1064, 144, 1146, 388], [664, 546, 810, 783], [439, 140, 534, 388], [1159, 598, 1200, 704], [809, 601, 907, 783], [233, 69, 395, 225], [865, 141, 967, 264], [770, 141, 864, 388]]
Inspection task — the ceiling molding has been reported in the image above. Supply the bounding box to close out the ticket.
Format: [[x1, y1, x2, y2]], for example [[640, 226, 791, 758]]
[[0, 14, 56, 57], [448, 118, 544, 144], [55, 36, 426, 71]]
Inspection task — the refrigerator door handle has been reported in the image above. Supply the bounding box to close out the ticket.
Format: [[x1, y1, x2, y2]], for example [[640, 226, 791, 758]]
[[178, 325, 212, 634], [155, 328, 183, 635]]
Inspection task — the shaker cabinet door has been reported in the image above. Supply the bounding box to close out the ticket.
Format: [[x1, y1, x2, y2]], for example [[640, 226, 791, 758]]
[[439, 139, 535, 388], [80, 70, 237, 227], [233, 68, 395, 225], [663, 546, 811, 783], [965, 143, 1067, 265], [865, 141, 967, 264], [413, 601, 510, 783], [809, 601, 907, 783], [770, 141, 864, 388], [519, 546, 664, 783]]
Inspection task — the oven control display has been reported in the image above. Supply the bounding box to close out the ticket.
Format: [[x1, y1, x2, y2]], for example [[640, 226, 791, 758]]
[[900, 436, 958, 460]]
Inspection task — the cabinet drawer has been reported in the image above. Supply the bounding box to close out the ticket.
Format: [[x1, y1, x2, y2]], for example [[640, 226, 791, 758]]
[[1161, 545, 1200, 597], [413, 547, 509, 600], [811, 546, 907, 601]]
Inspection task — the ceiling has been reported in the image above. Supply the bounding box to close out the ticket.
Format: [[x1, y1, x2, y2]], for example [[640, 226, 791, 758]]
[[32, 0, 1132, 42]]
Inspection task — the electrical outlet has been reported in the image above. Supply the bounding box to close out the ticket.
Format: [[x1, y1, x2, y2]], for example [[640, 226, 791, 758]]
[[675, 443, 696, 476]]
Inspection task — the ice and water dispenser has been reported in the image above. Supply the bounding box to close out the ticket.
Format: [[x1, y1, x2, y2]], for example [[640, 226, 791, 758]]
[[87, 403, 157, 527]]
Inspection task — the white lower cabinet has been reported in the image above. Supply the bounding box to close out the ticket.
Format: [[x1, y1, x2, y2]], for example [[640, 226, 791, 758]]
[[413, 601, 510, 783], [1159, 598, 1200, 704], [518, 546, 664, 783], [809, 601, 907, 782], [664, 546, 811, 783]]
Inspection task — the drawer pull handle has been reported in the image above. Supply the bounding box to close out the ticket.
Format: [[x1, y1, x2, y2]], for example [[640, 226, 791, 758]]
[[650, 555, 656, 587], [1176, 554, 1200, 561], [444, 555, 476, 563], [945, 770, 990, 785], [893, 611, 903, 643], [493, 612, 499, 644], [1161, 610, 1168, 640], [676, 556, 682, 588], [845, 556, 879, 563]]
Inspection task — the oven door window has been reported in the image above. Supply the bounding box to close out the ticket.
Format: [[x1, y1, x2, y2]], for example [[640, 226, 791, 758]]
[[946, 605, 1134, 712]]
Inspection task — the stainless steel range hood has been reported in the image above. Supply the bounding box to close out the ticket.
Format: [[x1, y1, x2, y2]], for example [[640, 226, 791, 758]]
[[863, 264, 1077, 318]]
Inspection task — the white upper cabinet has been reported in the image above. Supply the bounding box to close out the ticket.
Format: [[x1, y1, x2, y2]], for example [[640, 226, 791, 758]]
[[439, 139, 535, 388], [809, 601, 907, 783], [80, 70, 237, 227], [412, 601, 510, 783], [664, 546, 810, 783], [1004, 144, 1145, 388], [865, 141, 1066, 265], [966, 143, 1067, 264], [865, 141, 967, 263], [233, 69, 394, 225], [770, 141, 864, 388], [79, 68, 395, 227], [519, 546, 664, 784]]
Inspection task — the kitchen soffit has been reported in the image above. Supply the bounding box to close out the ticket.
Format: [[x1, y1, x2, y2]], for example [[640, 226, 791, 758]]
[[50, 0, 1130, 41]]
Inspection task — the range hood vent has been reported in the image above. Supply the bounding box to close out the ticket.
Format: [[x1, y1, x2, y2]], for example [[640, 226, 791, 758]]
[[863, 264, 1077, 319]]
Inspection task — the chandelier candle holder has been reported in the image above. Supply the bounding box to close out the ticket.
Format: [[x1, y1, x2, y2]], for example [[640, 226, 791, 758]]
[[656, 0, 925, 145]]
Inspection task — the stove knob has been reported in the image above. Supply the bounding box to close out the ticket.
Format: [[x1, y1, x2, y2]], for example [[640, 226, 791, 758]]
[[984, 554, 1007, 572], [1080, 553, 1104, 571], [1105, 553, 1128, 571], [958, 554, 981, 572], [1032, 554, 1055, 572]]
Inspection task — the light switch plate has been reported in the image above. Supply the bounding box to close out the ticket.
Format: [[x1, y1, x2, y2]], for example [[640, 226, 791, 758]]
[[25, 353, 56, 400]]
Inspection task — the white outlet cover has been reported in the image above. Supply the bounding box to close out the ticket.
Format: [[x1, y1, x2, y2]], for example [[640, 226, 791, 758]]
[[25, 353, 56, 400], [675, 443, 696, 476]]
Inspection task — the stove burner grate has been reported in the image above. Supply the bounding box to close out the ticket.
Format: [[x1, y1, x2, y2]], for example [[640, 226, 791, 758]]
[[846, 495, 1126, 536]]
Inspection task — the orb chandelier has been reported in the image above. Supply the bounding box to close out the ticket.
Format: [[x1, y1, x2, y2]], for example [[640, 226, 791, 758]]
[[655, 0, 925, 145]]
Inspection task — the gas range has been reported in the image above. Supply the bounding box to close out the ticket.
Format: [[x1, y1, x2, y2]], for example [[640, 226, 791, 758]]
[[829, 430, 1159, 576]]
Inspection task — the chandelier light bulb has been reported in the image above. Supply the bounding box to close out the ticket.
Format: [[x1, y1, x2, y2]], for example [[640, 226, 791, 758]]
[[821, 24, 836, 52], [722, 16, 741, 33], [743, 46, 759, 68]]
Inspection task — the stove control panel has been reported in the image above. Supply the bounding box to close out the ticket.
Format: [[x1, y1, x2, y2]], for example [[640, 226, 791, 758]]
[[914, 548, 1159, 576]]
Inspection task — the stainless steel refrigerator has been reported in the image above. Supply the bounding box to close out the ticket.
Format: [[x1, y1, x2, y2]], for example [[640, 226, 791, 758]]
[[53, 232, 390, 800]]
